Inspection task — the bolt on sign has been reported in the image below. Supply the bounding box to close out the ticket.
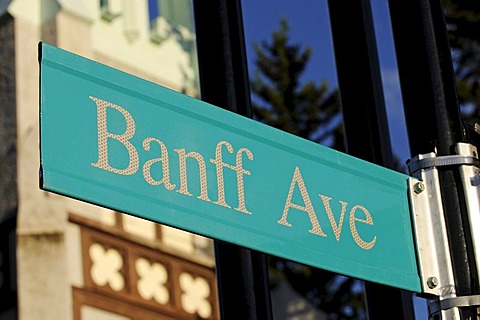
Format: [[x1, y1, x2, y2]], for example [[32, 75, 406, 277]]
[[39, 42, 422, 292]]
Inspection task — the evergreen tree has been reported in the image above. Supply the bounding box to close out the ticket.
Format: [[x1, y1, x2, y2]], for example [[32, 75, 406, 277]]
[[250, 18, 365, 319], [251, 18, 344, 151], [443, 0, 480, 124]]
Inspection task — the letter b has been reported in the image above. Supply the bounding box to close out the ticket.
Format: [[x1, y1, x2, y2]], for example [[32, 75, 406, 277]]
[[89, 96, 139, 175]]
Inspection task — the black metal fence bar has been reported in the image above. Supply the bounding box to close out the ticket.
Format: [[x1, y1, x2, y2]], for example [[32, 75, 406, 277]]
[[327, 0, 414, 319], [192, 1, 273, 319]]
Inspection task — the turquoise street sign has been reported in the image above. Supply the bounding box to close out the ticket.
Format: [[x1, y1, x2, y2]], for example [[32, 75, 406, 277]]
[[39, 42, 421, 292]]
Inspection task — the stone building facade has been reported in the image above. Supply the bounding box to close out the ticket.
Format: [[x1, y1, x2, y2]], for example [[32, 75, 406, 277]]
[[0, 1, 218, 319]]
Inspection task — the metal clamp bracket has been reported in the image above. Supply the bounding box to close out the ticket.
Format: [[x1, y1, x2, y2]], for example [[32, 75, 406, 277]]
[[407, 154, 456, 297], [429, 294, 480, 314], [408, 154, 480, 174], [408, 143, 480, 319]]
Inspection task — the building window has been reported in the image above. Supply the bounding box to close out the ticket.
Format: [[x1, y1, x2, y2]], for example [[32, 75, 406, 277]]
[[148, 0, 194, 44], [100, 0, 121, 22]]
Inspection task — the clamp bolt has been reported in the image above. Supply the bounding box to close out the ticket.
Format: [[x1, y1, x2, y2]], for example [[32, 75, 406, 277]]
[[414, 182, 425, 194], [427, 277, 438, 289]]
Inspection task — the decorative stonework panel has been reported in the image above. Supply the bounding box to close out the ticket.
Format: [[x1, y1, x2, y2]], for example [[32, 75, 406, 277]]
[[76, 219, 218, 319]]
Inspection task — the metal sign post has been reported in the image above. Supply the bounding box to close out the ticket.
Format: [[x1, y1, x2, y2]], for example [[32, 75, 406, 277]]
[[389, 0, 480, 318]]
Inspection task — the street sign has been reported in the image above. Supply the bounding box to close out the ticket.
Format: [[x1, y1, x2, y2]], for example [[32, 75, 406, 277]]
[[39, 42, 421, 292]]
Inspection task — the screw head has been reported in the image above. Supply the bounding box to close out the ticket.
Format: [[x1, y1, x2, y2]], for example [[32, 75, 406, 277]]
[[427, 277, 438, 289], [414, 182, 425, 194]]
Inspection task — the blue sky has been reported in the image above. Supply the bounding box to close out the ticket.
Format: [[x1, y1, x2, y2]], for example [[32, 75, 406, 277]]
[[240, 1, 428, 318]]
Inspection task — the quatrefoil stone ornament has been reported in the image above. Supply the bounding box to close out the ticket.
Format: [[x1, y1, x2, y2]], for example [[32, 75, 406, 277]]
[[179, 272, 212, 318], [135, 257, 169, 304], [89, 243, 124, 291]]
